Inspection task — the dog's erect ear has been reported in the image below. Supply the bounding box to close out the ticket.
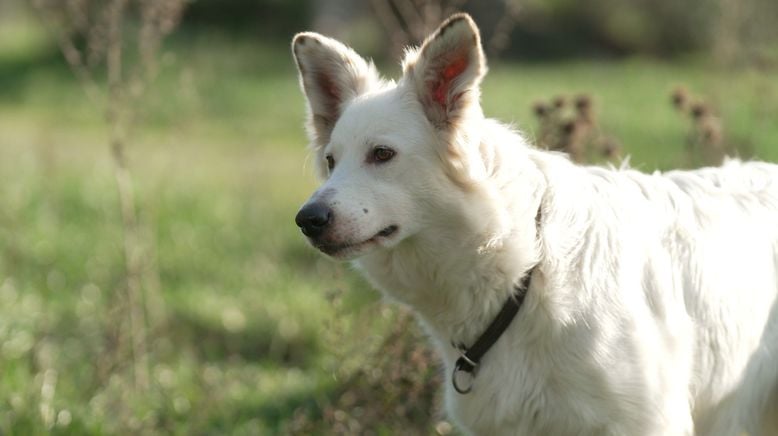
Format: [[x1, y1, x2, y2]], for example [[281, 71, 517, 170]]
[[404, 13, 486, 130], [292, 33, 381, 147]]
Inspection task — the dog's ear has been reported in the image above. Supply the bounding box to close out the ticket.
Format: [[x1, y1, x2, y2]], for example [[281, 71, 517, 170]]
[[292, 33, 381, 148], [404, 13, 486, 130]]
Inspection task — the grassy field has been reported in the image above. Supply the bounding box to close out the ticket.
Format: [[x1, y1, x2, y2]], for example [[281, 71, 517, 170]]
[[1, 20, 777, 435]]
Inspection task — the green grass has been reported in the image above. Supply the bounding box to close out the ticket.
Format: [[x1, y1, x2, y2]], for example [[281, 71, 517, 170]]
[[1, 21, 777, 434]]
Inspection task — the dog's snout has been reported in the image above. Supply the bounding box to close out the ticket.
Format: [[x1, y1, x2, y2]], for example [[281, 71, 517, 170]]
[[295, 202, 333, 238]]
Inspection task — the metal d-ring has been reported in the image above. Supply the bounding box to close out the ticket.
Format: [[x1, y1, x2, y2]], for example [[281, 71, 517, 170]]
[[452, 361, 476, 394]]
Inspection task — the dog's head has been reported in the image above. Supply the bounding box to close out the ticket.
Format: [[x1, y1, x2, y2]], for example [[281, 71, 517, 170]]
[[293, 14, 490, 260]]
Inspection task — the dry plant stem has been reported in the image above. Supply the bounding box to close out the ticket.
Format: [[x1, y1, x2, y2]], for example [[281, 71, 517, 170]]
[[31, 2, 103, 107], [420, 0, 443, 32], [488, 1, 522, 56], [32, 0, 186, 395], [393, 0, 427, 41], [370, 0, 411, 56], [372, 0, 521, 57], [106, 0, 150, 392], [714, 0, 743, 65], [112, 138, 150, 392], [443, 0, 469, 15], [32, 0, 151, 391]]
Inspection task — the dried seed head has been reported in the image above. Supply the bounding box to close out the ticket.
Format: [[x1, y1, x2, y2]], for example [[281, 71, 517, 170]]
[[602, 139, 622, 159], [690, 102, 709, 119], [561, 120, 577, 136], [575, 94, 595, 124], [700, 120, 723, 145], [671, 86, 689, 111], [532, 101, 550, 118], [574, 94, 592, 111]]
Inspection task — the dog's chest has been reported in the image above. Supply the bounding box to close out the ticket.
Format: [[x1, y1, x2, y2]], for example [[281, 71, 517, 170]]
[[445, 373, 614, 436], [437, 332, 635, 436]]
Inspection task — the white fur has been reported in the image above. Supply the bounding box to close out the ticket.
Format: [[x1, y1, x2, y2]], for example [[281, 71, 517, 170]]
[[292, 14, 778, 435]]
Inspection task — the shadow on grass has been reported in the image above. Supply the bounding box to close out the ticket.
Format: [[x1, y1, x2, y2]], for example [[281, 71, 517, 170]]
[[169, 308, 319, 368], [0, 46, 69, 100], [219, 389, 326, 435]]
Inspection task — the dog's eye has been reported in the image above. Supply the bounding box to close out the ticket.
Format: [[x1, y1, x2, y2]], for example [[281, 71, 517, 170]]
[[325, 154, 335, 171], [372, 146, 395, 163]]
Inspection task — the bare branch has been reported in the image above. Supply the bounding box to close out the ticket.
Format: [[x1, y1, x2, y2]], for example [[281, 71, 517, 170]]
[[369, 0, 410, 56], [30, 0, 188, 394], [30, 1, 104, 107], [392, 0, 427, 41], [488, 0, 523, 56]]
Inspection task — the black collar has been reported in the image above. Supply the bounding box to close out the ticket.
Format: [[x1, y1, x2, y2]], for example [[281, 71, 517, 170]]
[[451, 267, 535, 394]]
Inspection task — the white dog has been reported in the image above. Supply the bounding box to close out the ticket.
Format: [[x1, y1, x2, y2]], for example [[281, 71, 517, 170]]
[[291, 13, 778, 435]]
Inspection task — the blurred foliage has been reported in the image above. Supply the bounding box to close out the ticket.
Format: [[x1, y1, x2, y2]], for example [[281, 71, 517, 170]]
[[510, 0, 713, 57], [509, 0, 778, 59], [183, 0, 778, 60], [7, 0, 778, 60], [183, 0, 311, 39]]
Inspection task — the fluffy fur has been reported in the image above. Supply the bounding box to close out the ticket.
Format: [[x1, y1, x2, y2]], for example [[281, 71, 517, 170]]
[[291, 13, 778, 435]]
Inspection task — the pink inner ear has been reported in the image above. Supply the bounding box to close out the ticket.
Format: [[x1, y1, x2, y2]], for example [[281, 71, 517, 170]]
[[432, 56, 469, 107], [318, 72, 339, 99], [316, 71, 341, 115]]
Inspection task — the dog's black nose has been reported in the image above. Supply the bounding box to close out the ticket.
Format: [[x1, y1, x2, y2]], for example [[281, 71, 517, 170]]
[[295, 202, 333, 238]]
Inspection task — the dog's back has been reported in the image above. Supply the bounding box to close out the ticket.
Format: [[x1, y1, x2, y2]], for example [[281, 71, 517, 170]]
[[598, 160, 778, 435], [666, 161, 778, 435], [531, 155, 778, 435]]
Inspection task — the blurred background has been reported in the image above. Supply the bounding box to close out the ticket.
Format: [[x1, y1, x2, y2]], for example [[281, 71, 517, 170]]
[[0, 0, 777, 434]]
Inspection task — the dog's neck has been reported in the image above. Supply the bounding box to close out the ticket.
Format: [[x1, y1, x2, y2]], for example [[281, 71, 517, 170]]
[[356, 120, 552, 347]]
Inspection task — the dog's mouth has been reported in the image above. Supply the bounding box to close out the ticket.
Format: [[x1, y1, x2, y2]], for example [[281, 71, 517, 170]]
[[375, 225, 399, 238], [316, 225, 399, 258]]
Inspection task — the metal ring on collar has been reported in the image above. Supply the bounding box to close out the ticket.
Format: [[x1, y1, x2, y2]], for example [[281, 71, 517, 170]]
[[452, 364, 475, 394]]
